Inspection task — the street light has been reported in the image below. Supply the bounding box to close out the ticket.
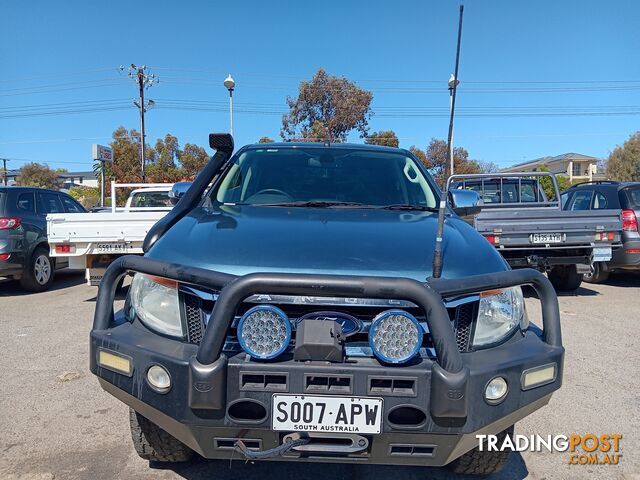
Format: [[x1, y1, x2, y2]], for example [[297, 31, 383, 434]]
[[224, 74, 235, 137], [448, 73, 460, 177]]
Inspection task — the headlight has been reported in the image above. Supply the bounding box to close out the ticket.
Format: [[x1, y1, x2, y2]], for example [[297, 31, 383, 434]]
[[369, 310, 423, 364], [473, 287, 524, 347], [130, 274, 183, 338]]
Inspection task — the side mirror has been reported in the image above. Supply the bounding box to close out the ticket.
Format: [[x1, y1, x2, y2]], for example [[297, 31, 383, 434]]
[[448, 189, 482, 217], [168, 182, 193, 206]]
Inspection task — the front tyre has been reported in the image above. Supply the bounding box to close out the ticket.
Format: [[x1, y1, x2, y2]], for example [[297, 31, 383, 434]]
[[448, 426, 514, 475], [20, 246, 54, 292], [129, 409, 193, 463], [548, 265, 583, 292]]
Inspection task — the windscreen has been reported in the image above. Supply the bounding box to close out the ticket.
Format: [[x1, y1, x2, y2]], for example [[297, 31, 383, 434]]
[[212, 147, 437, 208]]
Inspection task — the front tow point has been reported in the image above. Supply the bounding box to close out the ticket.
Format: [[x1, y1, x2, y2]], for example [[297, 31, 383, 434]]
[[430, 364, 469, 421], [188, 355, 227, 410], [282, 432, 370, 454]]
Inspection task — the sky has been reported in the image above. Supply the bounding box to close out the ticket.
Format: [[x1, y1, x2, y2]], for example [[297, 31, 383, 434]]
[[1, 0, 639, 173]]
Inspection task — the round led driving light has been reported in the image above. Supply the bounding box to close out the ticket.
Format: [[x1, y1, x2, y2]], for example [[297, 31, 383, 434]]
[[368, 310, 423, 364], [485, 376, 508, 404], [237, 305, 291, 360], [147, 365, 171, 393]]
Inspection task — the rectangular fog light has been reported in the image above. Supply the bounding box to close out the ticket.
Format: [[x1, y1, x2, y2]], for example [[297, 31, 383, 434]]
[[521, 363, 556, 390], [97, 348, 133, 376]]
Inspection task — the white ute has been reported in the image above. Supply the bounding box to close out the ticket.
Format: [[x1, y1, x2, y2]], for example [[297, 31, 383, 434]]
[[47, 183, 177, 286]]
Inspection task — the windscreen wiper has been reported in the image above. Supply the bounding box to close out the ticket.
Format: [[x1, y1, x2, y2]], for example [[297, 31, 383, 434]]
[[256, 201, 370, 208], [379, 204, 439, 212]]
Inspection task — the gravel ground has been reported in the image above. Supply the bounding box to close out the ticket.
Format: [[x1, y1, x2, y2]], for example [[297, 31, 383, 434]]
[[0, 270, 638, 480]]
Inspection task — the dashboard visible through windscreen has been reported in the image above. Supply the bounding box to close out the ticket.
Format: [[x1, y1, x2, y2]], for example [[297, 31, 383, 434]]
[[211, 146, 438, 208]]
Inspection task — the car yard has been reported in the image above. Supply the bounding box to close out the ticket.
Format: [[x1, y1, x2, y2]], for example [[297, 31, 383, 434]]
[[1, 270, 638, 480], [3, 3, 640, 479]]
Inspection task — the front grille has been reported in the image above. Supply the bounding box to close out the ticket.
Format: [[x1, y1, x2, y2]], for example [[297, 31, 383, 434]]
[[183, 293, 204, 344], [453, 302, 475, 352], [180, 290, 478, 353]]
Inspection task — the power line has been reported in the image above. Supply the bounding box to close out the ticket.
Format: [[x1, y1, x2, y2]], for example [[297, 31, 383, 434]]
[[7, 64, 640, 87], [0, 98, 130, 111], [4, 96, 640, 112], [0, 105, 133, 119], [0, 82, 125, 97], [1, 131, 629, 146], [158, 77, 640, 94], [1, 101, 639, 120], [149, 66, 640, 85], [0, 67, 119, 84], [2, 157, 92, 166], [0, 136, 114, 145], [0, 78, 123, 94]]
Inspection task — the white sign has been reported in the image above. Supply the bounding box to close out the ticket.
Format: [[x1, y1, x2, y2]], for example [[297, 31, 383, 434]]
[[92, 144, 113, 162]]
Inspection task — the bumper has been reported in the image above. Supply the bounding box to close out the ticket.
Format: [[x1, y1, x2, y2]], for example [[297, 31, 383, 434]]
[[608, 239, 640, 270], [90, 256, 564, 466], [0, 255, 25, 278]]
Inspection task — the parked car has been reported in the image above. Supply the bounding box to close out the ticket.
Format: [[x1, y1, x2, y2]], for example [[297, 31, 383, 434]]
[[561, 181, 640, 283], [90, 136, 564, 475], [449, 173, 622, 292], [0, 186, 86, 291], [47, 183, 179, 286]]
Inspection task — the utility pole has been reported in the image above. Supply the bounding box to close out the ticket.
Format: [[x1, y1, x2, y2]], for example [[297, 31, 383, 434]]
[[123, 65, 158, 182], [1, 158, 8, 186], [224, 74, 236, 137], [446, 5, 464, 180]]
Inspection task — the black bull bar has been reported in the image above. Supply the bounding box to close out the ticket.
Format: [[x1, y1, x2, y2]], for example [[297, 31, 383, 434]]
[[93, 255, 562, 416]]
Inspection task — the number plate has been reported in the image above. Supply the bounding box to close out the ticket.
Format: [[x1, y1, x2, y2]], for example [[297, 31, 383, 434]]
[[592, 246, 612, 262], [96, 243, 127, 253], [272, 394, 383, 434], [530, 233, 564, 244]]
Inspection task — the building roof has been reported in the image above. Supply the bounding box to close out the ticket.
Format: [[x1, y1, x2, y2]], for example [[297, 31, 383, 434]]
[[502, 152, 600, 171], [59, 170, 97, 179]]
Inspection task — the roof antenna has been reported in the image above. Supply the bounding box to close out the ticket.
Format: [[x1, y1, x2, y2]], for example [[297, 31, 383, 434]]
[[432, 4, 464, 279]]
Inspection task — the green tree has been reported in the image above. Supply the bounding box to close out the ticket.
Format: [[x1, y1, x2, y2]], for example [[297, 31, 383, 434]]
[[68, 186, 101, 208], [15, 163, 60, 189], [424, 138, 480, 183], [606, 132, 640, 181], [409, 146, 428, 166], [103, 126, 149, 184], [258, 136, 275, 143], [95, 128, 212, 202], [281, 68, 373, 142], [478, 160, 500, 173], [365, 130, 399, 148], [537, 165, 572, 199], [92, 127, 149, 205], [147, 134, 181, 182], [179, 143, 210, 178]]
